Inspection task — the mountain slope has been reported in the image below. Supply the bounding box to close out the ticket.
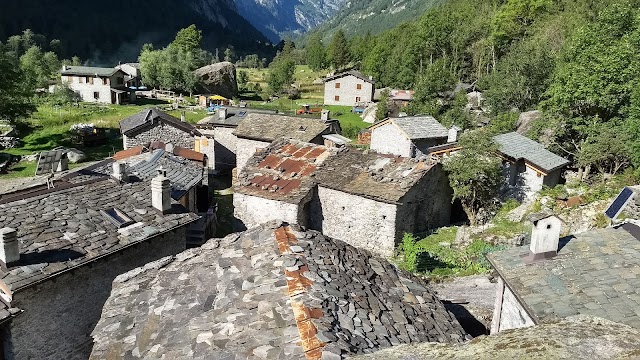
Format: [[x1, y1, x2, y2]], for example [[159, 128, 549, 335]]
[[0, 0, 271, 65], [311, 0, 446, 39], [233, 0, 347, 41]]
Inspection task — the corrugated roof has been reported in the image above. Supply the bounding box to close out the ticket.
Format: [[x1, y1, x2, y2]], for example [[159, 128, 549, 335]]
[[233, 113, 332, 143], [494, 132, 570, 173], [61, 66, 119, 77], [119, 108, 201, 136]]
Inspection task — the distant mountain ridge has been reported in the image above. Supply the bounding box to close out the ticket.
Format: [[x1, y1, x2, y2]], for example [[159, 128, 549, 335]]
[[232, 0, 348, 41], [0, 0, 272, 65]]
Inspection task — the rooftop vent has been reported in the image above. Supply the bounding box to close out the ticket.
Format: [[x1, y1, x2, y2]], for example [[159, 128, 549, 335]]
[[321, 110, 330, 121], [112, 161, 128, 182], [525, 212, 562, 263], [0, 228, 19, 265], [298, 125, 307, 132], [218, 107, 228, 120], [151, 168, 171, 213]]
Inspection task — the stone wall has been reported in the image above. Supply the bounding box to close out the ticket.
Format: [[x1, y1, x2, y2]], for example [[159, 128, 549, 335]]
[[195, 136, 215, 171], [233, 193, 306, 230], [63, 76, 113, 104], [213, 127, 238, 171], [311, 186, 398, 257], [324, 76, 374, 106], [491, 277, 535, 334], [125, 123, 195, 150], [236, 138, 269, 172], [370, 123, 412, 157], [6, 227, 186, 360]]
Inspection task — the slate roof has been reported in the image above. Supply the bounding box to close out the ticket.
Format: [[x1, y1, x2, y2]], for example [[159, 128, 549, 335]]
[[325, 70, 375, 84], [119, 108, 201, 136], [196, 108, 278, 128], [0, 174, 198, 293], [85, 149, 205, 200], [90, 222, 468, 360], [233, 113, 332, 143], [493, 132, 570, 173], [61, 66, 120, 77], [487, 224, 640, 329], [235, 140, 337, 204], [371, 116, 449, 140], [314, 148, 436, 204]]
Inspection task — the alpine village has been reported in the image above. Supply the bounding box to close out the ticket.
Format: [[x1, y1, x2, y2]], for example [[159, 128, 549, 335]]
[[1, 0, 640, 359]]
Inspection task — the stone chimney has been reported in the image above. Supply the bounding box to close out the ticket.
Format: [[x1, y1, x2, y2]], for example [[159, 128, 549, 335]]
[[218, 107, 228, 120], [62, 65, 69, 71], [527, 213, 562, 262], [151, 168, 171, 214], [112, 162, 128, 182], [321, 110, 330, 122], [0, 228, 19, 265], [448, 126, 461, 143]]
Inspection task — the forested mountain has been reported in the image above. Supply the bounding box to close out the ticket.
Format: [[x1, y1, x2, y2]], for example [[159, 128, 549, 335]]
[[307, 0, 445, 41], [0, 0, 273, 65], [233, 0, 347, 41]]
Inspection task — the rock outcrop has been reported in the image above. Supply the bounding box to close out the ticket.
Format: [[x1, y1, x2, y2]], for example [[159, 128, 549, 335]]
[[194, 61, 238, 99]]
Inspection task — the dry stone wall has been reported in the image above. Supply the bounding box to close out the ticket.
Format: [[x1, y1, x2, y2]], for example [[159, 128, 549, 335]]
[[125, 123, 195, 150], [236, 138, 269, 171], [234, 193, 304, 230]]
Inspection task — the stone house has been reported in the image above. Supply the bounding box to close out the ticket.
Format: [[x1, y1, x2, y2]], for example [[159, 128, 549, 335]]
[[0, 161, 201, 359], [90, 222, 468, 359], [233, 113, 341, 171], [115, 62, 142, 88], [374, 88, 415, 108], [194, 107, 278, 172], [60, 65, 134, 104], [488, 214, 640, 333], [369, 116, 452, 158], [119, 108, 206, 158], [234, 140, 454, 257], [494, 132, 570, 199], [324, 70, 375, 106]]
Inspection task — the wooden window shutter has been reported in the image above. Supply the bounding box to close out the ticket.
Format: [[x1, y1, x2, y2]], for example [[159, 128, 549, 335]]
[[194, 139, 201, 152]]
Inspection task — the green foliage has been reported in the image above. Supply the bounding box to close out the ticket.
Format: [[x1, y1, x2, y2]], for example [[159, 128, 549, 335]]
[[0, 44, 36, 124], [238, 70, 249, 91], [407, 58, 456, 116], [45, 83, 82, 106], [170, 24, 202, 52], [267, 52, 296, 94], [375, 89, 390, 120], [224, 47, 236, 63], [539, 184, 569, 200], [398, 229, 503, 278], [443, 130, 503, 225], [489, 112, 519, 134], [305, 33, 326, 72], [19, 46, 60, 90], [328, 30, 351, 70]]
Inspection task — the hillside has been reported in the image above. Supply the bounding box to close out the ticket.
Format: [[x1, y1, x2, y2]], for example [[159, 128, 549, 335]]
[[308, 0, 445, 40], [233, 0, 347, 41], [0, 0, 272, 65]]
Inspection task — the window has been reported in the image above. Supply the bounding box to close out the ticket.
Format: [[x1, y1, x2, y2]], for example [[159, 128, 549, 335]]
[[335, 82, 341, 89], [93, 92, 100, 100], [78, 77, 83, 84], [355, 97, 361, 102], [101, 208, 135, 228], [102, 78, 108, 85], [86, 76, 91, 84], [116, 77, 124, 85], [357, 84, 362, 90], [334, 95, 340, 101]]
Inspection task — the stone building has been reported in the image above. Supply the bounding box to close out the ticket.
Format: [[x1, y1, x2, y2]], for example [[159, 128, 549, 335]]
[[119, 108, 203, 153], [61, 65, 134, 104], [487, 215, 640, 333], [234, 140, 454, 257], [90, 222, 468, 359], [494, 132, 570, 199], [115, 62, 142, 88], [0, 162, 200, 359], [369, 116, 451, 158], [233, 113, 341, 171], [324, 70, 375, 106], [195, 107, 277, 172]]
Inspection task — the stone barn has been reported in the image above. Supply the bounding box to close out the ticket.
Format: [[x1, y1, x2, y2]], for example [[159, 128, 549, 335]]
[[494, 132, 570, 199], [235, 140, 454, 258], [90, 222, 468, 359], [0, 162, 200, 359], [233, 113, 340, 171], [369, 116, 451, 158], [234, 140, 337, 229], [311, 148, 454, 258], [119, 108, 203, 152], [324, 70, 375, 106]]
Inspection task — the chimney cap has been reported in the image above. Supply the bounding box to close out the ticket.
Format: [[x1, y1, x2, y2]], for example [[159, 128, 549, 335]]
[[528, 211, 561, 225], [0, 228, 16, 237], [156, 167, 167, 178]]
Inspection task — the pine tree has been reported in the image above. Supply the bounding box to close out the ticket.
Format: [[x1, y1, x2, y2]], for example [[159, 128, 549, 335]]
[[329, 30, 351, 70], [305, 33, 326, 71]]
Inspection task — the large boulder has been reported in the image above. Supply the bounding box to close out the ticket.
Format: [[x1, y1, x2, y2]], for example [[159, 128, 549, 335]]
[[516, 110, 542, 135], [194, 61, 238, 99]]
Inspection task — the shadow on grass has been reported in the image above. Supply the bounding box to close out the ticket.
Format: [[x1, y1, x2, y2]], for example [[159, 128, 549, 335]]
[[415, 252, 457, 274]]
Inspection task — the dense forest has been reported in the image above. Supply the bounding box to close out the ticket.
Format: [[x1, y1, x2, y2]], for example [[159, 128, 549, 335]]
[[303, 0, 640, 178]]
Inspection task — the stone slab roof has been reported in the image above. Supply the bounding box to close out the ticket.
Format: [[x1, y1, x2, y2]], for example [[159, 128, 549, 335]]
[[324, 70, 375, 84], [197, 108, 278, 128], [487, 224, 640, 329], [90, 222, 467, 360], [119, 108, 201, 137], [370, 117, 449, 140], [0, 176, 198, 292], [81, 149, 205, 200], [235, 139, 337, 204], [233, 113, 332, 143], [61, 65, 120, 77], [314, 148, 436, 204], [493, 132, 570, 173]]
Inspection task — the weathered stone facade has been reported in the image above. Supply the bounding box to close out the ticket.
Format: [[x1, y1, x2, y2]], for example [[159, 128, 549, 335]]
[[7, 227, 186, 360], [236, 138, 269, 171], [502, 161, 563, 200], [124, 122, 195, 150], [370, 123, 413, 157], [209, 127, 237, 171], [324, 73, 374, 106], [234, 193, 309, 230]]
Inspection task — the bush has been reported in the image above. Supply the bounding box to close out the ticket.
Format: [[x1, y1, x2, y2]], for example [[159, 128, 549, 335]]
[[341, 123, 361, 140], [45, 84, 81, 106]]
